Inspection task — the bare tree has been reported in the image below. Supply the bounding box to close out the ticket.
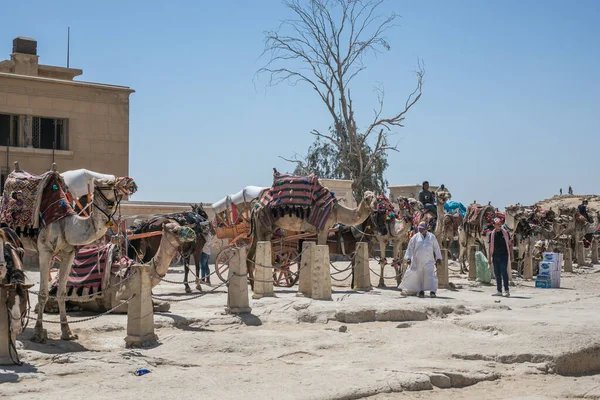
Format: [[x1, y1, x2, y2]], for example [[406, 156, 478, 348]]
[[257, 0, 423, 199]]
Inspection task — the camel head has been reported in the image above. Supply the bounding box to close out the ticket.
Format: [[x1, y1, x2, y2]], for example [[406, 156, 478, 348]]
[[162, 221, 197, 248], [361, 191, 378, 212], [435, 186, 452, 203], [92, 178, 120, 209]]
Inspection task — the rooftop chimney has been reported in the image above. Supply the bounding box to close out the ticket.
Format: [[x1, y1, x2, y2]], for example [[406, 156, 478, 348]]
[[11, 36, 39, 76], [12, 37, 37, 55]]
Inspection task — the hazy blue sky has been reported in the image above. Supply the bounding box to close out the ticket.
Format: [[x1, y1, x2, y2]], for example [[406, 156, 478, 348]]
[[1, 0, 598, 208]]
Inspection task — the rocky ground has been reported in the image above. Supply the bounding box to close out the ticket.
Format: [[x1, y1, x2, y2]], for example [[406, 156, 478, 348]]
[[1, 259, 600, 400]]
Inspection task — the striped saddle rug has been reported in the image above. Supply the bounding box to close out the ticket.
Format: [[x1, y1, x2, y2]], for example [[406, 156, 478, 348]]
[[259, 171, 337, 231], [49, 244, 134, 299]]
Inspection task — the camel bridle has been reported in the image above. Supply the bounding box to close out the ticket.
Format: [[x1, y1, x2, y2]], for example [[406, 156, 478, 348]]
[[93, 184, 122, 222]]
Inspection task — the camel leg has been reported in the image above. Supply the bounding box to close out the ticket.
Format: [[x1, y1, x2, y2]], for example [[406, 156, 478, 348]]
[[57, 248, 78, 340], [183, 257, 192, 293], [393, 239, 402, 286], [32, 249, 53, 343], [378, 239, 386, 288]]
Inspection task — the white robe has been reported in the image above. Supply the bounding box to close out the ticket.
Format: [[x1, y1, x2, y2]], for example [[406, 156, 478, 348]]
[[399, 231, 442, 293]]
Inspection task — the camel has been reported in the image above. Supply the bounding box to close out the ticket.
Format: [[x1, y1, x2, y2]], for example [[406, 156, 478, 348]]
[[555, 206, 599, 265], [368, 195, 410, 288], [247, 173, 377, 288], [434, 186, 462, 254], [128, 204, 212, 293], [458, 201, 496, 274], [43, 222, 196, 313], [1, 227, 33, 345], [12, 169, 126, 342], [505, 204, 557, 275]]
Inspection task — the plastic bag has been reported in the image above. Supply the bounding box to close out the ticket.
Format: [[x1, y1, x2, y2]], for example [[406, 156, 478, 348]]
[[475, 251, 491, 283]]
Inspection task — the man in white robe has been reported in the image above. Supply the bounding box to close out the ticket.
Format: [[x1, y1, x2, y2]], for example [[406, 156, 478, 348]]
[[399, 221, 442, 298]]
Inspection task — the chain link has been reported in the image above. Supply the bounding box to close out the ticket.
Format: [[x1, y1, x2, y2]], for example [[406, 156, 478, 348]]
[[29, 294, 135, 324], [29, 270, 138, 301], [151, 281, 228, 303]]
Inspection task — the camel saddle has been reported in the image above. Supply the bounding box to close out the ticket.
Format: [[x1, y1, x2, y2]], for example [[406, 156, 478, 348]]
[[464, 204, 495, 235], [0, 169, 76, 238], [259, 171, 337, 231]]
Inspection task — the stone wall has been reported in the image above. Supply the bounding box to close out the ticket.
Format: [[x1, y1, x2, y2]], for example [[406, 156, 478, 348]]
[[0, 72, 133, 177]]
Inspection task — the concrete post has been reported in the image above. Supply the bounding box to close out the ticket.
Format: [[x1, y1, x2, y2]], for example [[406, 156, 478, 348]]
[[592, 238, 599, 265], [353, 242, 371, 291], [564, 247, 573, 272], [297, 241, 315, 297], [0, 287, 19, 365], [523, 249, 533, 280], [437, 249, 449, 288], [225, 247, 252, 314], [252, 241, 275, 299], [311, 245, 332, 300], [468, 245, 477, 281], [124, 265, 158, 348], [576, 240, 587, 267]]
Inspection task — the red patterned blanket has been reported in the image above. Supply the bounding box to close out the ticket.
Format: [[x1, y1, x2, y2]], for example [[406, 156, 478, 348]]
[[50, 244, 135, 299], [259, 171, 337, 230], [1, 169, 75, 236]]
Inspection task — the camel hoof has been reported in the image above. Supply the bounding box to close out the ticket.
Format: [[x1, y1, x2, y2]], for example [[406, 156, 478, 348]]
[[61, 332, 79, 341], [196, 283, 203, 291], [378, 282, 386, 288], [184, 286, 192, 294]]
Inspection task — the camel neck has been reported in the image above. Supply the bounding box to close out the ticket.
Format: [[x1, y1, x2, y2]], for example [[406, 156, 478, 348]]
[[151, 234, 179, 286]]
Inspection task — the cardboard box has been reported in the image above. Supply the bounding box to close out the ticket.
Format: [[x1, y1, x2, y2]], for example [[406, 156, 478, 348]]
[[535, 278, 552, 288]]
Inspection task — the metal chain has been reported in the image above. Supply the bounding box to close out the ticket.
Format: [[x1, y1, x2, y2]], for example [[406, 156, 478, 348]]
[[29, 270, 138, 300], [330, 271, 353, 282], [29, 294, 135, 324], [151, 281, 228, 303]]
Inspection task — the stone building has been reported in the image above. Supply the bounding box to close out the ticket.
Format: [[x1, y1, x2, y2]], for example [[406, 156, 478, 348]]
[[0, 36, 134, 188], [388, 184, 439, 202]]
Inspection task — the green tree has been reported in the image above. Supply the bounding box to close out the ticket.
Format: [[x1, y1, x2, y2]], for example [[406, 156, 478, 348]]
[[257, 0, 423, 201]]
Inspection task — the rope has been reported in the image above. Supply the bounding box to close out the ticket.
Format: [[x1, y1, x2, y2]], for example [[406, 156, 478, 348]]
[[29, 294, 135, 324]]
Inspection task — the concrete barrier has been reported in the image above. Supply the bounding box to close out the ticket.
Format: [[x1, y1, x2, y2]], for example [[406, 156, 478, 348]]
[[353, 242, 371, 291], [592, 238, 599, 265], [0, 287, 19, 365], [225, 247, 252, 314], [564, 247, 573, 272], [297, 241, 315, 297], [124, 264, 158, 348], [252, 241, 275, 299], [311, 245, 332, 300], [438, 249, 449, 288], [468, 245, 477, 281]]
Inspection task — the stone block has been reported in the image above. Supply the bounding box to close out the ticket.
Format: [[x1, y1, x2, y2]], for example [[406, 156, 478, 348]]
[[51, 98, 74, 112], [298, 241, 315, 297], [108, 122, 126, 137], [29, 96, 52, 110], [90, 140, 107, 154], [311, 245, 332, 300], [252, 241, 275, 299], [73, 100, 93, 114], [225, 247, 252, 314], [0, 288, 20, 365], [5, 93, 29, 108], [109, 104, 128, 120], [0, 92, 6, 105], [74, 138, 91, 152], [91, 103, 109, 116], [91, 121, 109, 136], [353, 242, 371, 291]]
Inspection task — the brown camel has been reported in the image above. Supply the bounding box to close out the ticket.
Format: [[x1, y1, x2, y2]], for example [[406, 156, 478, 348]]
[[247, 182, 377, 288]]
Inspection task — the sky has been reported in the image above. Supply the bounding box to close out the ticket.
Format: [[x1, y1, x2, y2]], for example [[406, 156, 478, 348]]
[[1, 0, 599, 209]]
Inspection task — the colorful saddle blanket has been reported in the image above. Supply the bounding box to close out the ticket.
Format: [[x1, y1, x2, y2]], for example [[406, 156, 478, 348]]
[[0, 170, 75, 236], [49, 244, 135, 298], [259, 171, 337, 231]]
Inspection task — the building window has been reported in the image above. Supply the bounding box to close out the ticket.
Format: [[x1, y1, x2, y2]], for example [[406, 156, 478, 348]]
[[0, 113, 19, 146], [31, 117, 68, 150]]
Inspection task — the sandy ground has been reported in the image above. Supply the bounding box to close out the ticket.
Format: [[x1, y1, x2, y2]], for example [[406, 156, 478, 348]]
[[2, 259, 600, 400]]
